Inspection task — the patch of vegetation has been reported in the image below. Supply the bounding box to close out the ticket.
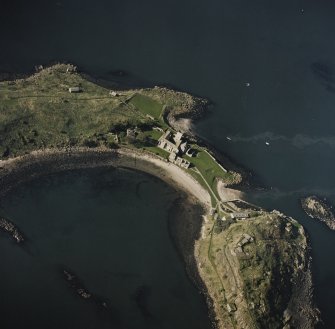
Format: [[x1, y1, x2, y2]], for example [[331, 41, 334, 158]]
[[141, 86, 208, 120], [213, 218, 235, 234], [187, 169, 217, 206], [143, 146, 170, 159], [0, 64, 171, 157]]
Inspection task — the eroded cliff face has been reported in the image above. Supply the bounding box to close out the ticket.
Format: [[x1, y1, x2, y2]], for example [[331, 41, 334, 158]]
[[195, 210, 319, 329], [301, 196, 335, 230]]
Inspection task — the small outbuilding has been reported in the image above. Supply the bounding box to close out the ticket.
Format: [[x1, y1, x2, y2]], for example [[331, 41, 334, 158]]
[[69, 87, 81, 93], [109, 90, 119, 97]]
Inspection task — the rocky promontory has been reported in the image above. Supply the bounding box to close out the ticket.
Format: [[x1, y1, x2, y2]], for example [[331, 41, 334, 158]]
[[301, 196, 335, 230]]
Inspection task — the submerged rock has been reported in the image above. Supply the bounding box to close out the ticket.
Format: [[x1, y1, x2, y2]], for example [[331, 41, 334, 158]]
[[63, 269, 92, 300], [62, 268, 108, 308], [301, 196, 335, 230], [61, 268, 125, 326], [133, 285, 152, 318]]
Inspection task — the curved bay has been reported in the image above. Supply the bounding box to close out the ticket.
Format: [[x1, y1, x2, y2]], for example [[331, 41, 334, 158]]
[[0, 167, 211, 329]]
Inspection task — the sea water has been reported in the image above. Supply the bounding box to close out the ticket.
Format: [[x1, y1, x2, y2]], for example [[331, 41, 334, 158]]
[[0, 168, 211, 329]]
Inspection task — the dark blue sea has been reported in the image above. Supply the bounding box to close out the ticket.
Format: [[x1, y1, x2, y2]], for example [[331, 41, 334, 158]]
[[1, 0, 335, 327]]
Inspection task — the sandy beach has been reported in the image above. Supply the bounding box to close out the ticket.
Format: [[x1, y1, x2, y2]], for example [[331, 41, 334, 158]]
[[0, 147, 212, 209], [118, 148, 211, 207], [216, 179, 245, 202]]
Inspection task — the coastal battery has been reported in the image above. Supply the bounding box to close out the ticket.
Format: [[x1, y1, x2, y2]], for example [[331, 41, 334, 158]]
[[196, 211, 319, 329]]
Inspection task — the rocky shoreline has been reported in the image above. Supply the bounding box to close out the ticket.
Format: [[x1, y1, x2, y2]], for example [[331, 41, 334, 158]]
[[0, 148, 119, 198], [301, 195, 335, 230], [284, 253, 320, 328], [167, 196, 219, 329]]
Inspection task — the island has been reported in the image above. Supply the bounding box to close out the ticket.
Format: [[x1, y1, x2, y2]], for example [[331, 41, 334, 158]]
[[301, 195, 335, 230], [0, 217, 25, 243], [0, 64, 320, 328]]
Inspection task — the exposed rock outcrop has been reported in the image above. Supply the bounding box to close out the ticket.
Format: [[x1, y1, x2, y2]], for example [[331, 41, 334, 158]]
[[62, 268, 109, 309], [301, 196, 335, 230], [0, 217, 24, 243]]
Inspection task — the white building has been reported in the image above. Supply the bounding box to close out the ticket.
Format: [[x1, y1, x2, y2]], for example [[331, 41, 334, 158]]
[[69, 87, 81, 93]]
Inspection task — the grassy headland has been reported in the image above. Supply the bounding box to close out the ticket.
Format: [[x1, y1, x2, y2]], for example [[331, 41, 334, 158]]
[[0, 63, 236, 199]]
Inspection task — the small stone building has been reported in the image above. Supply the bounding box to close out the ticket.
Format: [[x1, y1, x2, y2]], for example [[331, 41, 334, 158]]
[[68, 87, 81, 93], [126, 128, 136, 139]]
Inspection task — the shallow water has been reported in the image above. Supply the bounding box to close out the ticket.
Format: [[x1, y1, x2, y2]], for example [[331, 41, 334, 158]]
[[0, 168, 211, 329]]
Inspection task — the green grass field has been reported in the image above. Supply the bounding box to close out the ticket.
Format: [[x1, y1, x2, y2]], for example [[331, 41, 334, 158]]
[[187, 145, 233, 194], [143, 146, 170, 159], [128, 94, 163, 119]]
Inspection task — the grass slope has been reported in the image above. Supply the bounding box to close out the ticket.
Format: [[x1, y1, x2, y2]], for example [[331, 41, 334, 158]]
[[0, 64, 153, 156]]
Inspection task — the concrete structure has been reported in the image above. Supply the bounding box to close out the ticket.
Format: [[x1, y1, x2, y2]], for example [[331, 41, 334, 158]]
[[68, 87, 81, 93], [230, 212, 249, 220]]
